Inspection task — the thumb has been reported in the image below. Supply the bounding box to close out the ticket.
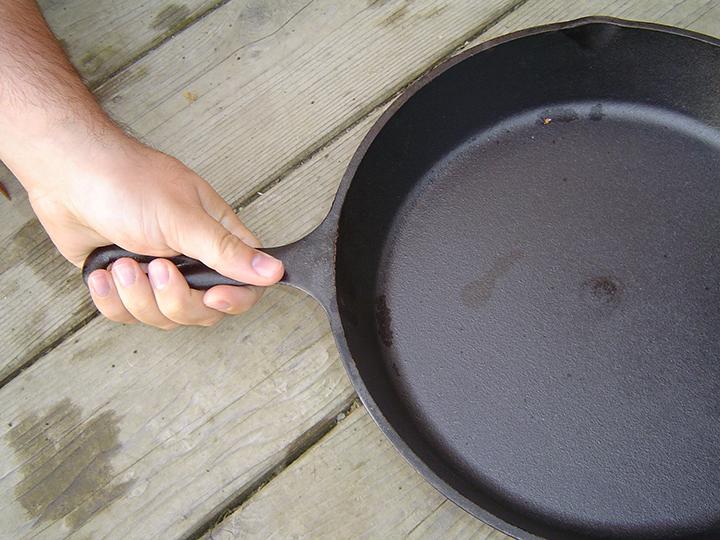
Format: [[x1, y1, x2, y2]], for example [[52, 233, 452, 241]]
[[167, 208, 284, 286]]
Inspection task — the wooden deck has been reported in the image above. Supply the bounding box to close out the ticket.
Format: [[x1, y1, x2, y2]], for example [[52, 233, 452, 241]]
[[1, 0, 718, 538]]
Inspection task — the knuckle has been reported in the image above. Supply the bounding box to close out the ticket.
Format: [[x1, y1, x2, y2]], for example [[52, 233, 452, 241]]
[[159, 296, 186, 319], [98, 303, 130, 323], [214, 230, 241, 259], [131, 300, 157, 319], [128, 296, 156, 316]]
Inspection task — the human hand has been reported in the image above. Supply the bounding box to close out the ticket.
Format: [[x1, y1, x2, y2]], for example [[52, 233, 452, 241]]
[[26, 132, 284, 329], [0, 0, 283, 329]]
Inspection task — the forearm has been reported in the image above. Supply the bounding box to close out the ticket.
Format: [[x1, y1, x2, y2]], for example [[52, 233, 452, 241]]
[[0, 0, 124, 193]]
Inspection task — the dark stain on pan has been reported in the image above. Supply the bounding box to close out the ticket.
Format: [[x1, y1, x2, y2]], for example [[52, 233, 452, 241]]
[[582, 275, 623, 305], [462, 250, 524, 308], [391, 361, 400, 377], [375, 294, 394, 347]]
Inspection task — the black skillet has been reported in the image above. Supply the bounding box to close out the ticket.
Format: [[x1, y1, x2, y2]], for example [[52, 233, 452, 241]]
[[84, 17, 720, 539]]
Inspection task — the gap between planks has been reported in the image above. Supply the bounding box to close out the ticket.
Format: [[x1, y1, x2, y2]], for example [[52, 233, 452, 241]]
[[182, 398, 360, 540], [0, 0, 530, 393]]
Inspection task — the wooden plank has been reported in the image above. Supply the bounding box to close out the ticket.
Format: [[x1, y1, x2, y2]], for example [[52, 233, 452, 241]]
[[0, 0, 520, 386], [40, 0, 223, 86], [0, 110, 379, 539], [1, 1, 714, 536], [202, 407, 509, 540], [466, 0, 720, 45], [94, 0, 522, 199]]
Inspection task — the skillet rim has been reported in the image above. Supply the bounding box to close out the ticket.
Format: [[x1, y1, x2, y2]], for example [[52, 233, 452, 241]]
[[320, 16, 720, 540]]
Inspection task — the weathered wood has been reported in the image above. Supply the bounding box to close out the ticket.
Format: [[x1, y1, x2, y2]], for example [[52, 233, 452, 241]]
[[467, 0, 720, 45], [2, 1, 717, 538], [0, 0, 520, 387], [203, 406, 509, 540], [0, 110, 379, 539], [40, 0, 223, 86]]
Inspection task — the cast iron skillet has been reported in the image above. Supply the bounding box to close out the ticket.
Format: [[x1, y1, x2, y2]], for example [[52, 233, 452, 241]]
[[84, 17, 720, 539]]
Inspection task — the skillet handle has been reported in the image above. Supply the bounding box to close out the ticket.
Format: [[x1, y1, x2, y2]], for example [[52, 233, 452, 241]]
[[82, 245, 291, 290], [82, 223, 334, 298]]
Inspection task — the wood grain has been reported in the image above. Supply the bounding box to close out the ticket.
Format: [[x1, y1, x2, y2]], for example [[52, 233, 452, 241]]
[[203, 407, 509, 540], [2, 1, 717, 538], [465, 0, 720, 46], [40, 0, 224, 87], [0, 0, 519, 384]]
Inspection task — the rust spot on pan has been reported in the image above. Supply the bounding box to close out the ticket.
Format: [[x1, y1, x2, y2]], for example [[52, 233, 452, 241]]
[[375, 294, 393, 347]]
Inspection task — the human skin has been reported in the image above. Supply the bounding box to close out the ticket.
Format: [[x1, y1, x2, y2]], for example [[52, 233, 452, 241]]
[[0, 0, 284, 329]]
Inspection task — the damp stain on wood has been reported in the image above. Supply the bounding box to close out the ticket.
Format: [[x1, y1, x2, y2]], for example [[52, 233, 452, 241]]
[[151, 4, 192, 31], [422, 4, 447, 19], [381, 5, 408, 27], [95, 64, 149, 102], [6, 399, 133, 530], [78, 45, 115, 77], [462, 249, 524, 308]]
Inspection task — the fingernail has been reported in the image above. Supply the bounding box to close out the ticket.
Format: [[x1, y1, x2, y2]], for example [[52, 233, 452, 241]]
[[148, 261, 169, 290], [89, 273, 110, 297], [251, 252, 282, 278], [113, 261, 136, 287], [208, 299, 231, 311]]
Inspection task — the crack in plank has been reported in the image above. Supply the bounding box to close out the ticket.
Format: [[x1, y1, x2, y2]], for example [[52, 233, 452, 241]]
[[87, 0, 234, 91]]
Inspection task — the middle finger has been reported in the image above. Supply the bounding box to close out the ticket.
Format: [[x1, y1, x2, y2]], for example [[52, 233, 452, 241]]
[[111, 258, 178, 330]]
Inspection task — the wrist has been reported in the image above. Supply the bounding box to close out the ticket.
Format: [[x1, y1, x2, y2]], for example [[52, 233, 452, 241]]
[[2, 111, 135, 196]]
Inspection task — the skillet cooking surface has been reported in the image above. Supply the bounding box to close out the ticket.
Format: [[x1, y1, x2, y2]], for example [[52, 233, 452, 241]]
[[380, 105, 720, 535], [336, 20, 720, 539]]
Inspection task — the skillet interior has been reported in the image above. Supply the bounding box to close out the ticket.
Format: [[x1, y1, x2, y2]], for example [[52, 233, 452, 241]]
[[335, 21, 720, 539]]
